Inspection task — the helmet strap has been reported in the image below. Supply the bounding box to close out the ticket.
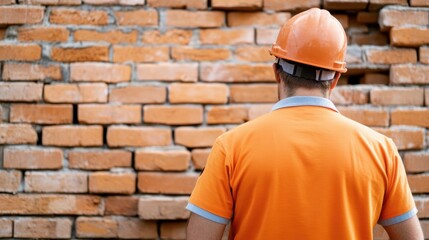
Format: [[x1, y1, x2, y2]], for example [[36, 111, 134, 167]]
[[277, 58, 336, 81]]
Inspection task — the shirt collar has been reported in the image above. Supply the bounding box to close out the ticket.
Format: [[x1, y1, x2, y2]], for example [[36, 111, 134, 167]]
[[271, 96, 339, 112]]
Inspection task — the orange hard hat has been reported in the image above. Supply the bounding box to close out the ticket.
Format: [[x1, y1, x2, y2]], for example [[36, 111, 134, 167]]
[[269, 8, 347, 73]]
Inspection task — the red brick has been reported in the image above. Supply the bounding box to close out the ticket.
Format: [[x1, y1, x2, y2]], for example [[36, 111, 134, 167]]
[[169, 83, 228, 104], [89, 172, 136, 194], [139, 196, 189, 219], [0, 170, 21, 193], [50, 8, 108, 25], [107, 126, 172, 147], [137, 63, 198, 82], [71, 62, 131, 82], [161, 221, 187, 240], [142, 30, 192, 45], [83, 0, 145, 5], [138, 172, 197, 194], [44, 83, 108, 103], [175, 127, 225, 148], [14, 218, 72, 239], [411, 0, 429, 6], [420, 46, 429, 64], [0, 82, 43, 102], [0, 124, 37, 144], [76, 217, 117, 238], [18, 27, 68, 42], [191, 149, 210, 170], [391, 65, 429, 85], [0, 219, 12, 238], [21, 0, 81, 5], [25, 172, 88, 193], [51, 46, 109, 62], [331, 86, 370, 105], [43, 125, 103, 147], [374, 127, 425, 150], [115, 9, 158, 26], [357, 11, 379, 24], [0, 29, 5, 39], [109, 85, 166, 104], [3, 147, 63, 170], [0, 5, 44, 24], [228, 12, 289, 27], [390, 26, 429, 47], [360, 73, 389, 84], [172, 46, 231, 62], [248, 104, 273, 120], [365, 48, 417, 64], [323, 0, 368, 10], [350, 32, 388, 46], [10, 104, 72, 124], [200, 28, 253, 45], [379, 8, 429, 30], [69, 149, 131, 170], [235, 46, 274, 62], [264, 0, 320, 10], [0, 194, 102, 215], [3, 63, 61, 81], [371, 88, 424, 106], [147, 0, 207, 9], [166, 10, 225, 28], [135, 149, 190, 171], [105, 196, 138, 216], [0, 44, 41, 61], [143, 105, 202, 125], [230, 84, 277, 103], [391, 108, 429, 127], [337, 106, 389, 127], [202, 63, 274, 82], [207, 105, 248, 124], [118, 218, 158, 239], [415, 197, 429, 218], [78, 104, 141, 124], [113, 46, 169, 63], [407, 175, 429, 193], [369, 0, 407, 10], [404, 152, 429, 173], [75, 29, 138, 44], [212, 0, 262, 9], [256, 28, 278, 45]]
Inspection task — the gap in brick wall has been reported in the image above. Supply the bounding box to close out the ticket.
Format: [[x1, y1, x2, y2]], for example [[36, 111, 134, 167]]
[[36, 130, 43, 146], [72, 105, 78, 124], [102, 126, 108, 147], [348, 75, 362, 85]]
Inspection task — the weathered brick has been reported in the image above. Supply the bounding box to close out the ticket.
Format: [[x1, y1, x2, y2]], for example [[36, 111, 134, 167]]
[[391, 108, 429, 127], [371, 88, 424, 106], [191, 148, 210, 170], [264, 0, 320, 10], [83, 0, 144, 5], [0, 170, 21, 193], [0, 28, 5, 39], [25, 172, 88, 193], [18, 26, 69, 42], [365, 48, 417, 64], [137, 63, 198, 82], [139, 196, 190, 220], [357, 11, 379, 24], [161, 221, 187, 240], [230, 84, 277, 103], [169, 83, 228, 104], [107, 126, 172, 147], [379, 7, 429, 30], [331, 86, 370, 105], [20, 0, 81, 5], [228, 12, 289, 27], [71, 62, 131, 82], [172, 47, 231, 61], [426, 88, 429, 106], [76, 217, 117, 238], [45, 83, 107, 103], [207, 105, 248, 124], [337, 106, 389, 127], [14, 218, 72, 239], [420, 46, 429, 64], [147, 0, 207, 9], [115, 9, 158, 26], [142, 30, 193, 45], [74, 29, 138, 44], [323, 0, 369, 10], [415, 197, 429, 218], [256, 28, 278, 45], [408, 175, 429, 193], [201, 64, 274, 82], [113, 46, 169, 63], [143, 105, 203, 125], [175, 127, 225, 148], [391, 65, 429, 85], [0, 44, 41, 61], [235, 46, 274, 62], [78, 104, 141, 124], [138, 172, 197, 194], [333, 14, 349, 29], [89, 172, 136, 194], [369, 0, 407, 10], [4, 147, 63, 170], [404, 152, 429, 173], [3, 63, 61, 81], [212, 0, 262, 9], [105, 196, 138, 216], [135, 149, 190, 171], [166, 10, 225, 28], [0, 5, 44, 24], [374, 127, 425, 150], [200, 28, 253, 45], [118, 218, 158, 239], [109, 85, 166, 104], [411, 0, 429, 6], [69, 149, 132, 170], [0, 0, 14, 4], [390, 26, 429, 47], [50, 8, 108, 25], [0, 124, 37, 144], [0, 82, 43, 102], [360, 73, 389, 84], [350, 32, 388, 46], [51, 46, 109, 62], [10, 104, 72, 124], [0, 219, 12, 238], [43, 125, 103, 147], [248, 104, 273, 120]]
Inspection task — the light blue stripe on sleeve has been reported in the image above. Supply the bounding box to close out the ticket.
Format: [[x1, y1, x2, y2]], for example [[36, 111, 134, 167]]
[[186, 203, 229, 224], [378, 208, 418, 226]]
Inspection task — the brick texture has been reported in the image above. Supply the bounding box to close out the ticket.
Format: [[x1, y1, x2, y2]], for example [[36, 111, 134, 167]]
[[76, 217, 117, 238], [89, 172, 136, 194], [113, 46, 169, 63], [169, 83, 228, 104], [404, 152, 429, 173], [138, 172, 198, 194], [0, 82, 43, 102], [14, 218, 72, 239], [264, 0, 320, 10], [44, 83, 108, 103], [200, 28, 254, 45], [43, 125, 103, 147], [107, 126, 172, 147], [172, 47, 231, 61], [78, 104, 141, 124], [137, 63, 198, 82], [4, 147, 63, 170], [0, 124, 37, 144], [207, 105, 248, 124], [135, 149, 190, 171], [0, 5, 44, 24], [165, 10, 225, 28], [105, 196, 138, 216], [390, 65, 429, 85], [68, 149, 132, 170], [191, 149, 210, 170], [175, 127, 226, 148], [49, 9, 109, 25], [0, 170, 21, 193], [227, 12, 290, 27], [0, 44, 41, 61], [390, 26, 429, 47], [71, 63, 131, 83], [25, 172, 88, 193], [3, 63, 62, 81], [139, 196, 190, 219], [118, 218, 158, 239], [114, 9, 158, 26], [143, 105, 203, 125], [51, 46, 109, 62], [212, 0, 262, 9], [109, 85, 166, 104], [74, 29, 138, 44], [370, 88, 424, 106], [201, 64, 275, 82], [0, 219, 12, 238], [10, 104, 72, 124], [142, 30, 193, 45]]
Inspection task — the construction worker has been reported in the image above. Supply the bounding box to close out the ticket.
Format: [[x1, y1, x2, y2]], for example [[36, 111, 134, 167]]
[[186, 8, 423, 240]]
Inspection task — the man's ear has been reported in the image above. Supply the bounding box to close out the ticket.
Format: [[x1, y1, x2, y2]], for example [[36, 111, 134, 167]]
[[330, 72, 341, 91], [272, 63, 281, 83]]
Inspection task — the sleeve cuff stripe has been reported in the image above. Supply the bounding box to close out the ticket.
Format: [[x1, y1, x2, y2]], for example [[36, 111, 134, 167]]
[[378, 208, 418, 226], [186, 203, 229, 224]]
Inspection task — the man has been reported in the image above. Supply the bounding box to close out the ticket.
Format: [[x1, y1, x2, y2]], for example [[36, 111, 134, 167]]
[[186, 8, 423, 240]]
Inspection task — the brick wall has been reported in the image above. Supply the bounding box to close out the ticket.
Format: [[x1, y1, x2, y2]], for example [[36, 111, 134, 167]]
[[0, 0, 428, 239]]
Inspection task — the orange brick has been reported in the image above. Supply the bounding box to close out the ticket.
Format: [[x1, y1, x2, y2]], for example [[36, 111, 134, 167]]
[[230, 84, 277, 103], [10, 104, 72, 124], [21, 0, 80, 5], [379, 7, 429, 30], [43, 125, 103, 147], [0, 5, 44, 24], [109, 85, 166, 104], [256, 28, 278, 45], [371, 88, 424, 106], [142, 29, 193, 45], [137, 63, 198, 82], [323, 0, 368, 10], [138, 172, 197, 194], [139, 196, 190, 219], [78, 104, 141, 124], [51, 46, 109, 62], [333, 14, 349, 29], [420, 46, 429, 64], [113, 46, 169, 63], [118, 218, 158, 239], [426, 88, 429, 106], [391, 108, 429, 127], [44, 83, 108, 103], [235, 46, 274, 62], [169, 83, 228, 104], [0, 44, 41, 61], [4, 147, 63, 170], [76, 217, 117, 238], [390, 26, 429, 47], [105, 196, 138, 216], [200, 28, 253, 45], [408, 175, 429, 193], [18, 27, 68, 42], [411, 0, 429, 6], [3, 63, 61, 81], [89, 172, 136, 194], [83, 0, 144, 5], [50, 8, 108, 25], [161, 221, 187, 240], [404, 152, 429, 173], [357, 11, 379, 24], [14, 218, 72, 239], [374, 127, 425, 150], [147, 0, 207, 9], [248, 104, 273, 120], [391, 65, 429, 85], [71, 62, 131, 82], [191, 148, 210, 170], [175, 127, 225, 148], [201, 63, 274, 82], [365, 48, 417, 64], [135, 149, 190, 171], [0, 219, 12, 238], [0, 0, 13, 3], [25, 172, 88, 193], [331, 86, 370, 105], [360, 73, 389, 84], [369, 0, 407, 9], [337, 106, 389, 127], [0, 82, 43, 102], [212, 0, 262, 9], [172, 46, 231, 61], [415, 198, 429, 218], [228, 12, 289, 27], [0, 29, 5, 39], [0, 194, 102, 215], [0, 170, 21, 193], [166, 10, 225, 28], [350, 32, 388, 46], [0, 124, 37, 144], [107, 126, 172, 147], [207, 105, 248, 124], [69, 149, 132, 170], [143, 105, 203, 125], [115, 9, 158, 26], [74, 29, 138, 44], [264, 0, 320, 10]]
